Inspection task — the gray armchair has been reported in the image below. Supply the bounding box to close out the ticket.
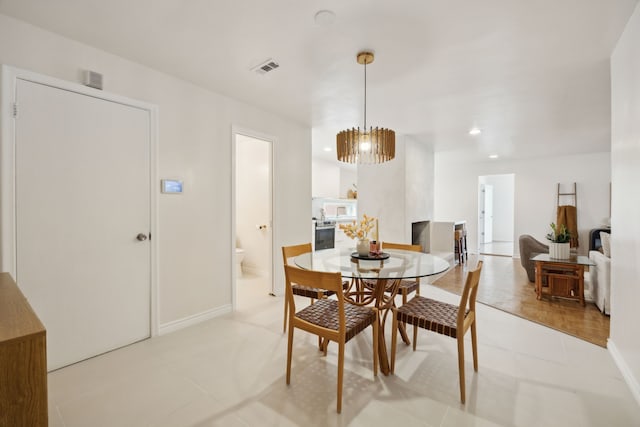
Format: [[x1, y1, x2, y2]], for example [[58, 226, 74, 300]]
[[519, 235, 549, 282]]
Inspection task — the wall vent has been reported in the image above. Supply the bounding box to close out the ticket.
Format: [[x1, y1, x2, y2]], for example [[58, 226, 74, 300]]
[[251, 59, 280, 75]]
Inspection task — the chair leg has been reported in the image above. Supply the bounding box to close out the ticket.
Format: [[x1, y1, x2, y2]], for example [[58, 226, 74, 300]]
[[372, 309, 379, 376], [337, 342, 345, 413], [400, 290, 408, 344], [286, 324, 294, 385], [412, 324, 418, 351], [471, 322, 479, 372], [457, 335, 466, 404], [390, 309, 397, 374], [317, 292, 324, 352], [283, 297, 288, 333]]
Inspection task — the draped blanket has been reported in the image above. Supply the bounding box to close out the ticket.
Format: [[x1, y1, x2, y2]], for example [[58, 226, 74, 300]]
[[557, 205, 578, 248]]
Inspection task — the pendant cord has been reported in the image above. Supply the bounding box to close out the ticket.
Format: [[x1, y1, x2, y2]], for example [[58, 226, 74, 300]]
[[363, 61, 367, 130]]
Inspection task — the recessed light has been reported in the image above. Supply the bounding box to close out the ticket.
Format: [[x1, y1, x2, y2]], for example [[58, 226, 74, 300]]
[[469, 127, 481, 136], [489, 154, 499, 159], [323, 147, 332, 152], [314, 10, 336, 26]]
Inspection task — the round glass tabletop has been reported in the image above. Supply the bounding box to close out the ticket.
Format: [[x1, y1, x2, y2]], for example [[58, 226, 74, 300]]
[[294, 247, 450, 280]]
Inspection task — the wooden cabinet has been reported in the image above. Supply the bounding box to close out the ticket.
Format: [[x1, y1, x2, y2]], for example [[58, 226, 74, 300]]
[[0, 273, 48, 426], [532, 254, 593, 306]]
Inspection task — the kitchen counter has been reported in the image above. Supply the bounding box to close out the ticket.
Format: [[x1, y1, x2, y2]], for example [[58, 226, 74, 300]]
[[328, 216, 357, 223]]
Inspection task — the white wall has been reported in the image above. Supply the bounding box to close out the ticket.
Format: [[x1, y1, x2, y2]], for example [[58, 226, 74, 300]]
[[236, 135, 270, 276], [312, 158, 357, 199], [358, 135, 435, 244], [358, 136, 406, 243], [610, 1, 640, 405], [434, 151, 611, 257], [479, 174, 515, 242], [312, 158, 340, 198], [405, 136, 435, 229], [340, 167, 357, 199], [0, 14, 311, 327]]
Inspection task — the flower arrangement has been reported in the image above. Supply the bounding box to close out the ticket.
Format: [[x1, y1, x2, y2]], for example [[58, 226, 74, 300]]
[[546, 222, 571, 243], [339, 214, 376, 241]]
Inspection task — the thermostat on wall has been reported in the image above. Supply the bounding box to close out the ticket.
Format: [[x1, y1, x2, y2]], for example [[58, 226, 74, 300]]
[[161, 179, 183, 194]]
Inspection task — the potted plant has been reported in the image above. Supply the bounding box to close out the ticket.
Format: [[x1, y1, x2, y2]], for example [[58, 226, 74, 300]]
[[546, 222, 571, 259]]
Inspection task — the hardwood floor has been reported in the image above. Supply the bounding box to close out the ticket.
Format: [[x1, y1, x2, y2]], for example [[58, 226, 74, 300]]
[[430, 254, 610, 347]]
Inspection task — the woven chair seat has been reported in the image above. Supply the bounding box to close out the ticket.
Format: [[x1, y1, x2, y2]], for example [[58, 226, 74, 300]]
[[292, 281, 349, 299], [397, 295, 467, 339], [365, 279, 419, 295], [296, 299, 376, 342], [396, 279, 419, 294], [291, 284, 335, 299]]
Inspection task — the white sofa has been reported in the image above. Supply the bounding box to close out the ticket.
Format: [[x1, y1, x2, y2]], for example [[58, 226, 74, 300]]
[[586, 250, 611, 314]]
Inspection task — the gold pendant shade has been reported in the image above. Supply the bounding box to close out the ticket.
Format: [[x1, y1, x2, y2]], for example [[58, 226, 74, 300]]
[[336, 51, 395, 164], [336, 127, 395, 164]]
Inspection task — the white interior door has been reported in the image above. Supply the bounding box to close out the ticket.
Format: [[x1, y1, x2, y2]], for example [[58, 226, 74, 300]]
[[15, 79, 151, 370], [481, 184, 494, 244], [234, 132, 273, 295]]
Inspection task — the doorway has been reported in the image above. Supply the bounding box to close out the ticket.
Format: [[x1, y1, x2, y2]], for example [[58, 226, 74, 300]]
[[232, 130, 274, 309], [1, 67, 157, 371], [478, 174, 515, 257]]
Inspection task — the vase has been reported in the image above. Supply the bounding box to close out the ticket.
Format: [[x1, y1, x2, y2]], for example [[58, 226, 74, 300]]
[[549, 242, 570, 259], [356, 239, 370, 256]]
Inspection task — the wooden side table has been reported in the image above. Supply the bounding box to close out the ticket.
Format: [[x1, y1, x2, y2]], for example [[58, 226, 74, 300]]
[[0, 273, 48, 426], [531, 253, 594, 306]]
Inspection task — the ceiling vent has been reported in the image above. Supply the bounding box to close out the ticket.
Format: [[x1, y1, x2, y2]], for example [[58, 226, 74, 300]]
[[251, 58, 280, 75]]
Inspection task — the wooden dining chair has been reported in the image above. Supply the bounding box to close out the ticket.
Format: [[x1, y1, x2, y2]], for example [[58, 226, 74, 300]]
[[282, 243, 350, 334], [282, 243, 330, 333], [390, 261, 483, 403], [284, 265, 378, 413], [381, 242, 423, 304]]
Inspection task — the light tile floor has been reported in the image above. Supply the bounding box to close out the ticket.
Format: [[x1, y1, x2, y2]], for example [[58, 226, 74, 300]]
[[479, 241, 514, 257], [48, 273, 640, 426]]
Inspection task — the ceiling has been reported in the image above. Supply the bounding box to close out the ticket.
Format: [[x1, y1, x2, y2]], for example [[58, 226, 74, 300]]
[[1, 0, 637, 164]]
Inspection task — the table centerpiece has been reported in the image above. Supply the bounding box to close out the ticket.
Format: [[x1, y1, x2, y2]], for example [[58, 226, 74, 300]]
[[339, 214, 378, 256]]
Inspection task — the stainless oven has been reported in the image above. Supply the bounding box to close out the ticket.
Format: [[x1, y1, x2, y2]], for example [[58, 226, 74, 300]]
[[315, 222, 336, 250]]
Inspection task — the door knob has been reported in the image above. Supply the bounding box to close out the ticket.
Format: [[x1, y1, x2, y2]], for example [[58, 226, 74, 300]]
[[136, 233, 148, 241]]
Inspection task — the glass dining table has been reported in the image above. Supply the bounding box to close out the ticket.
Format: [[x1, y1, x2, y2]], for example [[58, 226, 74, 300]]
[[294, 247, 450, 375]]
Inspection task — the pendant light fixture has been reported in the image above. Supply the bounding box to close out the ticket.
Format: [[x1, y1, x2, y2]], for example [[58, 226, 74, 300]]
[[336, 51, 395, 164]]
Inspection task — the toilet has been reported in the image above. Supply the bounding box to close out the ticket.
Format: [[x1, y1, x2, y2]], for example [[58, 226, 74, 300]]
[[235, 248, 245, 277]]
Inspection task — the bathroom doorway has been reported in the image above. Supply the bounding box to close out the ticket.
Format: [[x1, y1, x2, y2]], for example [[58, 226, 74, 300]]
[[478, 174, 515, 257], [232, 130, 274, 309]]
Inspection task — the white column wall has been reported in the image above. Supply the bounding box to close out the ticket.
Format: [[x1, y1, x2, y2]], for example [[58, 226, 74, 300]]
[[405, 136, 435, 235], [0, 14, 311, 326], [434, 151, 611, 257], [358, 135, 407, 243], [358, 135, 435, 244], [610, 1, 640, 405]]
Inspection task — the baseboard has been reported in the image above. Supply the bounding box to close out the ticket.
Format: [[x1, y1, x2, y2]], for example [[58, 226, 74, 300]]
[[608, 338, 640, 406], [158, 305, 232, 335]]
